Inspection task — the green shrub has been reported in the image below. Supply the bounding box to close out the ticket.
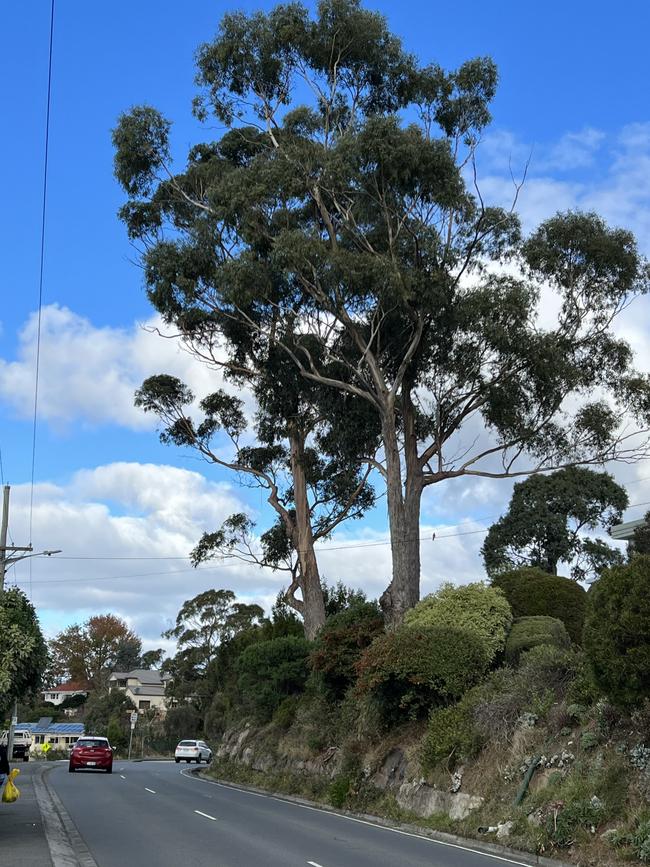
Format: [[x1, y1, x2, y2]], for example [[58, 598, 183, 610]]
[[491, 567, 587, 643], [504, 615, 570, 665], [547, 798, 605, 848], [583, 555, 650, 707], [328, 774, 351, 808], [404, 582, 512, 664], [310, 602, 384, 698], [422, 701, 483, 771], [273, 696, 300, 730], [355, 625, 488, 725], [236, 635, 311, 722]]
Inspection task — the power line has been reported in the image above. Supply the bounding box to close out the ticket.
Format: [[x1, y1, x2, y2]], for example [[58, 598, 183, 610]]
[[28, 0, 56, 599]]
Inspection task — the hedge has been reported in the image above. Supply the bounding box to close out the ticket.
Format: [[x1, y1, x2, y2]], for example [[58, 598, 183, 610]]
[[505, 615, 571, 665], [583, 555, 650, 707], [491, 567, 586, 643], [355, 624, 488, 724]]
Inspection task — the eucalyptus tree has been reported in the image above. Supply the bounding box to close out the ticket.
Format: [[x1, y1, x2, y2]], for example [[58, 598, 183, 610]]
[[114, 0, 650, 625]]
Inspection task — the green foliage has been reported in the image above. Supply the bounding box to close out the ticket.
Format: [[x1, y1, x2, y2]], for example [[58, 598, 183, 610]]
[[422, 701, 482, 771], [163, 705, 202, 747], [504, 616, 570, 665], [310, 601, 384, 698], [107, 716, 127, 751], [236, 636, 311, 722], [583, 555, 650, 707], [404, 582, 512, 664], [84, 689, 135, 737], [355, 625, 488, 725], [630, 511, 650, 556], [546, 798, 605, 848], [491, 567, 587, 643], [272, 696, 300, 730], [60, 692, 87, 710], [0, 588, 48, 714], [482, 467, 628, 580], [328, 774, 351, 809]]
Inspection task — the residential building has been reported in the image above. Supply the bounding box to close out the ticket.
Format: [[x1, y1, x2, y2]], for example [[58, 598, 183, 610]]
[[42, 681, 89, 707], [108, 668, 170, 712], [18, 719, 85, 755]]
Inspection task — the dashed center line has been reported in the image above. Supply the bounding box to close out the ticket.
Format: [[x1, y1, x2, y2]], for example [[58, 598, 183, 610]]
[[119, 775, 126, 780], [194, 809, 217, 821], [145, 787, 156, 794], [307, 862, 325, 866]]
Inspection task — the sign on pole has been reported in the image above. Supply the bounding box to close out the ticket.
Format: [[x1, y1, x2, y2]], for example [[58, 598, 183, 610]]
[[42, 742, 51, 754], [130, 711, 138, 724]]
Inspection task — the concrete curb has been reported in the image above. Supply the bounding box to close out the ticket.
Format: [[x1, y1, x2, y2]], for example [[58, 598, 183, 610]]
[[33, 764, 98, 867], [192, 769, 575, 867]]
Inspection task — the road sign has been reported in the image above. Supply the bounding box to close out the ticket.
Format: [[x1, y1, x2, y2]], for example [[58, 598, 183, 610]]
[[130, 711, 138, 724], [42, 742, 51, 754]]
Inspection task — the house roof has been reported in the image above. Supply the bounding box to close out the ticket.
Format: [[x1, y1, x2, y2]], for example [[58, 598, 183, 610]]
[[110, 668, 165, 685], [46, 681, 89, 693], [129, 685, 166, 697], [18, 722, 85, 735]]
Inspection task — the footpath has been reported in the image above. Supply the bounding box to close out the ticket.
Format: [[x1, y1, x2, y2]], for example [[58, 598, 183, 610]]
[[0, 762, 53, 866]]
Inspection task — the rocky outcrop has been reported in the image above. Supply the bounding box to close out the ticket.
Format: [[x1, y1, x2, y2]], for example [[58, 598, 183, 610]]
[[216, 727, 484, 821], [396, 780, 483, 820]]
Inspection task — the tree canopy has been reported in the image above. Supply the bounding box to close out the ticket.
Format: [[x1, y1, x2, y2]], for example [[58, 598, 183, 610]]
[[49, 614, 140, 690], [0, 588, 48, 715], [482, 467, 628, 580], [114, 0, 650, 626]]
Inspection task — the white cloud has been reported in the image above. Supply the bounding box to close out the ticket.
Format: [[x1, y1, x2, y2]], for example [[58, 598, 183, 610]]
[[0, 304, 254, 430]]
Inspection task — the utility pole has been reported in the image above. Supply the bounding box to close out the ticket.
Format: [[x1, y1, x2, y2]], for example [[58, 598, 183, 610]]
[[1, 485, 61, 763]]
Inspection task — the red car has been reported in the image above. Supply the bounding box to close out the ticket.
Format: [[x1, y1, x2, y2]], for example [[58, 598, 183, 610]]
[[69, 737, 113, 773]]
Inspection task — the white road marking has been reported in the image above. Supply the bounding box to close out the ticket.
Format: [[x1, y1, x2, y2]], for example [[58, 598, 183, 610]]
[[181, 771, 531, 867], [145, 787, 156, 794], [120, 774, 126, 779], [307, 862, 325, 866], [194, 809, 217, 821]]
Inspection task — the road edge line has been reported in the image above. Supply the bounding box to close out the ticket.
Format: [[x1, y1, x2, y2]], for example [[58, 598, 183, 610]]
[[182, 768, 572, 867]]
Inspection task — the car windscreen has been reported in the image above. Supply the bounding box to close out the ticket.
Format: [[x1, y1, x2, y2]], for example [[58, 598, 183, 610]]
[[178, 741, 197, 746], [75, 739, 108, 748]]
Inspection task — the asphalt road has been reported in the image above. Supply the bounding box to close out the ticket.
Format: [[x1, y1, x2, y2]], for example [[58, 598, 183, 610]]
[[45, 760, 531, 867]]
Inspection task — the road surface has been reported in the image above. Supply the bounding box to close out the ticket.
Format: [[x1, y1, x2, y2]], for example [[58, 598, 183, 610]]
[[44, 760, 531, 867]]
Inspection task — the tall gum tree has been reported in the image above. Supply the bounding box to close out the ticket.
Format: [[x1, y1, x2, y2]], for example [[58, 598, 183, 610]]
[[114, 0, 650, 626]]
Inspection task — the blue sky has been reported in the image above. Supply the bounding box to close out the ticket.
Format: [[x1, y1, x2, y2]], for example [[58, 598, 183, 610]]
[[2, 0, 650, 646]]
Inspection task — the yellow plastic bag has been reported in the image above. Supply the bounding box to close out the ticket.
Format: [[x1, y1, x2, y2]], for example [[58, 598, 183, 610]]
[[2, 768, 20, 803]]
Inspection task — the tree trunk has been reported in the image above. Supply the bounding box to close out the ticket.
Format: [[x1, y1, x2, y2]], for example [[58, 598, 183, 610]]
[[379, 406, 423, 628], [289, 428, 326, 640]]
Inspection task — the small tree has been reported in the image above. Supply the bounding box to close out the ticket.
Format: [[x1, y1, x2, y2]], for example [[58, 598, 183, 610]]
[[583, 555, 650, 707], [404, 582, 512, 664], [482, 468, 628, 580]]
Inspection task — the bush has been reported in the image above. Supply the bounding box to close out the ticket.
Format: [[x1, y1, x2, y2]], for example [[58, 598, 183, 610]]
[[236, 636, 311, 722], [547, 798, 605, 848], [355, 625, 488, 725], [164, 705, 202, 747], [583, 556, 650, 707], [422, 701, 483, 771], [310, 602, 384, 698], [504, 616, 570, 665], [328, 774, 351, 808], [491, 567, 586, 643], [272, 696, 300, 730], [404, 582, 512, 664]]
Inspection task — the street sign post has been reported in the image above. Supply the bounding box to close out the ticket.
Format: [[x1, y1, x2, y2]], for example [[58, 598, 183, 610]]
[[128, 712, 138, 760]]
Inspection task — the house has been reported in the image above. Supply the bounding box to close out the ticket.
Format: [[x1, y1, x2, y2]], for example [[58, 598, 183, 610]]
[[42, 681, 89, 707], [610, 518, 646, 543], [18, 719, 85, 755], [108, 669, 170, 713]]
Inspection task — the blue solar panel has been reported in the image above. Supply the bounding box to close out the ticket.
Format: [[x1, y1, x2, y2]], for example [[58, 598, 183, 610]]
[[17, 722, 85, 733]]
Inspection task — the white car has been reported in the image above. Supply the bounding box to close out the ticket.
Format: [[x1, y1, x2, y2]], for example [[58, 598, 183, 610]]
[[174, 739, 212, 764]]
